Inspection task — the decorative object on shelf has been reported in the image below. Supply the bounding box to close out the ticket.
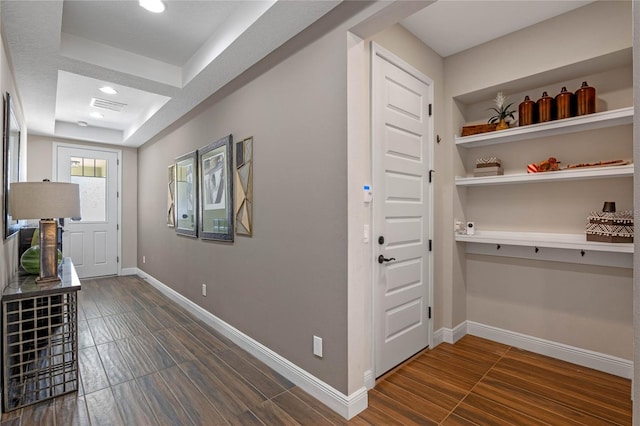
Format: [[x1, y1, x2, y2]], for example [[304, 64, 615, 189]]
[[235, 137, 253, 236], [536, 91, 555, 122], [476, 157, 501, 167], [575, 81, 596, 116], [474, 157, 503, 176], [518, 95, 537, 126], [488, 92, 515, 130], [20, 228, 62, 274], [555, 87, 575, 120], [527, 157, 559, 173], [602, 201, 616, 213], [565, 159, 631, 169], [198, 134, 234, 242], [9, 180, 80, 284], [586, 208, 633, 243], [461, 123, 497, 136], [474, 166, 503, 177]]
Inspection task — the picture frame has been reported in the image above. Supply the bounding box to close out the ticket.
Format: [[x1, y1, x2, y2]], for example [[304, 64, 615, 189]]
[[198, 134, 233, 241], [167, 164, 176, 227], [174, 151, 198, 237], [3, 92, 20, 239], [235, 137, 253, 236]]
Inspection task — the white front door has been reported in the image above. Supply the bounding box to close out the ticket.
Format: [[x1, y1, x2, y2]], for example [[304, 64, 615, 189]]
[[55, 145, 120, 278], [372, 44, 433, 377]]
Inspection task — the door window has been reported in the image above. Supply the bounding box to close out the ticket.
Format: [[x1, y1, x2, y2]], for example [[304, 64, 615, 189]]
[[70, 157, 108, 222]]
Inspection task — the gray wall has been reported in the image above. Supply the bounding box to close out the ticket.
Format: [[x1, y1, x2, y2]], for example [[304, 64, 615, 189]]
[[138, 20, 349, 392], [0, 16, 26, 288]]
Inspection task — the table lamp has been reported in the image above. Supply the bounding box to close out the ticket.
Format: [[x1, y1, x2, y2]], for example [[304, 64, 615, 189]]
[[9, 180, 80, 284]]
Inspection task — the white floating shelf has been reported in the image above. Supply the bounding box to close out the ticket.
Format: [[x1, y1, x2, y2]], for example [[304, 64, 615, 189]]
[[456, 164, 633, 186], [455, 107, 634, 148], [455, 231, 633, 253], [456, 231, 633, 268]]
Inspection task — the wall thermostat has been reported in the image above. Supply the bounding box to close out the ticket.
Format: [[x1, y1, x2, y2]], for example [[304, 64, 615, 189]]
[[466, 222, 475, 235]]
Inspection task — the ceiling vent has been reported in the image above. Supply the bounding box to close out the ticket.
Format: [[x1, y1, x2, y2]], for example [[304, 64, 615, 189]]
[[90, 97, 127, 112]]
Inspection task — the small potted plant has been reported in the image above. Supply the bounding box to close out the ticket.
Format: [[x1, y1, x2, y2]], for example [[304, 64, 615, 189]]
[[488, 92, 515, 130]]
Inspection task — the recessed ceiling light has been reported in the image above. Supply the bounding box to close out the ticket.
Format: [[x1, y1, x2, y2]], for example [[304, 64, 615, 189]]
[[77, 121, 88, 127], [90, 112, 104, 119], [139, 0, 165, 13], [99, 86, 118, 95]]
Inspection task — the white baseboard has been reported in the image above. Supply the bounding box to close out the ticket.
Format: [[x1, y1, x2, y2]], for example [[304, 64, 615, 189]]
[[363, 370, 375, 390], [434, 320, 631, 379], [433, 321, 468, 346], [466, 321, 633, 379], [134, 268, 367, 419], [120, 267, 138, 276]]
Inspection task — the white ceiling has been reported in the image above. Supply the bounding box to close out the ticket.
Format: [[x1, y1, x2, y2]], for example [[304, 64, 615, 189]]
[[0, 0, 596, 148], [401, 0, 595, 58]]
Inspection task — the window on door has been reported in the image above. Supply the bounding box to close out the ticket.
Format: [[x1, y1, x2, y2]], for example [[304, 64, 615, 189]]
[[70, 156, 108, 222]]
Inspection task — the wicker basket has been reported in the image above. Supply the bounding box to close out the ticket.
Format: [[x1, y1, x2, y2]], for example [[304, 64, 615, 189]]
[[461, 123, 497, 137]]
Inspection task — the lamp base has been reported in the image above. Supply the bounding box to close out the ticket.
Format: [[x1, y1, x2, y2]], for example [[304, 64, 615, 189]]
[[35, 275, 61, 285], [38, 219, 60, 285]]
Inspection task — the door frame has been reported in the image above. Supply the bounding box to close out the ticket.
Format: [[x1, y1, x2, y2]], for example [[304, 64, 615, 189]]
[[52, 142, 123, 276], [370, 42, 434, 377]]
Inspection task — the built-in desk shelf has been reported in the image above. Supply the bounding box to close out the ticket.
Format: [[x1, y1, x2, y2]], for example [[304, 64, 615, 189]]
[[455, 107, 634, 148], [455, 231, 633, 268], [455, 164, 633, 187]]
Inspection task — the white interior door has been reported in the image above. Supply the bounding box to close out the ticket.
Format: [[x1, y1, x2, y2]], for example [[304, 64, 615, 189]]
[[372, 44, 433, 377], [55, 145, 119, 278]]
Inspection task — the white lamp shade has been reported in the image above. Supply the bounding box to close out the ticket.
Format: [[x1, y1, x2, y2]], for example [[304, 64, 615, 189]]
[[9, 181, 80, 219]]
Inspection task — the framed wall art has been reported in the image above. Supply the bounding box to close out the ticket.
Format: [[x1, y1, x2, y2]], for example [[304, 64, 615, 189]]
[[235, 137, 253, 236], [4, 92, 21, 239], [175, 151, 197, 237], [198, 134, 233, 241], [167, 164, 176, 227]]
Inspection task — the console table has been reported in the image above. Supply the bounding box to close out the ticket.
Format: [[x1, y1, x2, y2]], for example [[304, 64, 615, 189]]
[[2, 258, 81, 411]]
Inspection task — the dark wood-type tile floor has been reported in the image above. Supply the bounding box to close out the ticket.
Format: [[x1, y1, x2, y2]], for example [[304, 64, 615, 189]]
[[0, 275, 632, 425]]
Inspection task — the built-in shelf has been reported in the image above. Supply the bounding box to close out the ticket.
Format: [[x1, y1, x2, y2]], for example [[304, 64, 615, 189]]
[[456, 164, 633, 187], [455, 107, 634, 148], [455, 231, 633, 253], [456, 231, 633, 268]]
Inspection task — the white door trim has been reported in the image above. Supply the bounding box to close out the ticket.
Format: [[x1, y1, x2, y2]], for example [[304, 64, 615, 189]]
[[52, 142, 123, 276], [370, 42, 434, 376]]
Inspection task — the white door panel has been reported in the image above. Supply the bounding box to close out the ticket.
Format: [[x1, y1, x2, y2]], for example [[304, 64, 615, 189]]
[[386, 259, 422, 293], [385, 173, 422, 202], [56, 145, 119, 278], [373, 44, 433, 376]]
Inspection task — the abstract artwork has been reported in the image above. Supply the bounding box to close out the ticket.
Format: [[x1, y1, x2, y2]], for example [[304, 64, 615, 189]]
[[198, 134, 233, 241], [175, 151, 198, 237], [235, 137, 253, 236], [167, 164, 175, 227]]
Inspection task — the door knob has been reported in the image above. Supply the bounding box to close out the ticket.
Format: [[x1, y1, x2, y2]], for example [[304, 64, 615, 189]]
[[378, 255, 396, 264]]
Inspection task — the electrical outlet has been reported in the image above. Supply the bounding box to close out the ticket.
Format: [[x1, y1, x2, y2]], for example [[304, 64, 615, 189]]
[[142, 255, 146, 264], [313, 336, 323, 358], [202, 284, 207, 297]]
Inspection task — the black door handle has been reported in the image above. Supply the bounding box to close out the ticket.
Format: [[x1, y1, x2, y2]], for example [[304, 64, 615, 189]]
[[378, 255, 396, 264]]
